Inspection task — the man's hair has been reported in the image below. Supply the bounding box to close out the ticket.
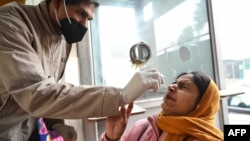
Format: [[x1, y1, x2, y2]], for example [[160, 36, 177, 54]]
[[176, 71, 210, 104], [46, 0, 99, 7]]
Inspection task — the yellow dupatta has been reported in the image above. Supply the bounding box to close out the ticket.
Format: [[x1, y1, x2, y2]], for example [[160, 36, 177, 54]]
[[157, 79, 223, 141]]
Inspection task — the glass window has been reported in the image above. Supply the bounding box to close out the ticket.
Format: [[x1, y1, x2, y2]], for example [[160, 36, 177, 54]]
[[212, 0, 250, 124], [91, 0, 215, 100], [143, 2, 153, 21], [25, 0, 41, 5]]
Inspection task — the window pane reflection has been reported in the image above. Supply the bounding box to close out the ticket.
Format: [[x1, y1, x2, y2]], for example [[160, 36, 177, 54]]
[[213, 0, 250, 124], [91, 0, 214, 99]]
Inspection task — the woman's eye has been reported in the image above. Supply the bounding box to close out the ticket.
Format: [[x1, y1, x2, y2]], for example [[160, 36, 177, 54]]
[[178, 83, 185, 89]]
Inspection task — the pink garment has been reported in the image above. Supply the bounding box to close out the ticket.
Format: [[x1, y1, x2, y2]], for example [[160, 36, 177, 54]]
[[38, 118, 64, 141], [100, 115, 201, 141]]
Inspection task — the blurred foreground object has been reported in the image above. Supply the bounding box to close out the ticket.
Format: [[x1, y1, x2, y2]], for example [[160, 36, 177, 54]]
[[130, 41, 151, 68], [0, 0, 25, 6]]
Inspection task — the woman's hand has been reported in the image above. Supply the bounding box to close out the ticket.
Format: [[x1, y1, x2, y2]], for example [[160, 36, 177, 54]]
[[105, 102, 134, 141]]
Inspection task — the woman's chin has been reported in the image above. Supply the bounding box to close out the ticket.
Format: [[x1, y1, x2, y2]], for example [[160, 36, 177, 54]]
[[161, 102, 170, 109], [162, 110, 173, 116], [161, 102, 176, 116], [161, 104, 169, 115]]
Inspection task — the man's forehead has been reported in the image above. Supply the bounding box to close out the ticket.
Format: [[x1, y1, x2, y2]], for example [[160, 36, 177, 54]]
[[65, 0, 99, 6], [74, 2, 97, 19], [85, 0, 99, 7]]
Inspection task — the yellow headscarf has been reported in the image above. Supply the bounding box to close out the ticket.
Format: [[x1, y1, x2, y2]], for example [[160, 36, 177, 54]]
[[157, 79, 223, 141]]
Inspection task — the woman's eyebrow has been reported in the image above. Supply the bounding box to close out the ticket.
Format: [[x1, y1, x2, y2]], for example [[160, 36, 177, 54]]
[[178, 80, 192, 87]]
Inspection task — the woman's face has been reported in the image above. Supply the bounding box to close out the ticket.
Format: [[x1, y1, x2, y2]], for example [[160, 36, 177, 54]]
[[161, 74, 199, 116]]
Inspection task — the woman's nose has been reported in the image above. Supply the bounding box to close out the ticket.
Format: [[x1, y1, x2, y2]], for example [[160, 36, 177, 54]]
[[168, 84, 176, 92]]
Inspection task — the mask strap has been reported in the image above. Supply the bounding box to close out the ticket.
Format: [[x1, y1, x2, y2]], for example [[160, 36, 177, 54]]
[[55, 9, 61, 27], [63, 0, 71, 24]]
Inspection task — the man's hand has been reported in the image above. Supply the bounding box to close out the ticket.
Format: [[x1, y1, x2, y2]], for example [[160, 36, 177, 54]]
[[120, 68, 165, 105]]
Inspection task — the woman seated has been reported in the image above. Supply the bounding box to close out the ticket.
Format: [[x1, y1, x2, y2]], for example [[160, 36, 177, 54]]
[[100, 71, 224, 141]]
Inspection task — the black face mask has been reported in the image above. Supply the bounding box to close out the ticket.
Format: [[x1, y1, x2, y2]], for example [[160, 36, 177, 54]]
[[59, 18, 88, 44]]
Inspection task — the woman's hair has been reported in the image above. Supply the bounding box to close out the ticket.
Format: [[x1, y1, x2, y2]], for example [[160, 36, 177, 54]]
[[46, 0, 99, 6], [176, 71, 210, 104]]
